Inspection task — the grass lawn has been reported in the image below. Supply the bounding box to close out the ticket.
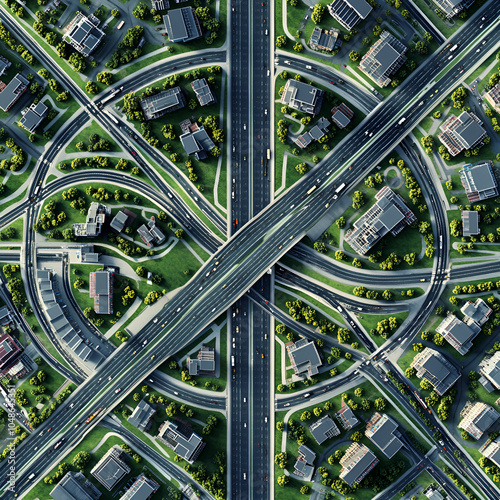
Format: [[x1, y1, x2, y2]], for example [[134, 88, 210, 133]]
[[0, 218, 24, 242], [273, 76, 366, 195], [65, 120, 121, 154], [23, 430, 182, 500], [116, 68, 225, 210], [466, 51, 499, 87], [0, 157, 36, 204], [15, 357, 68, 412], [357, 311, 410, 347]]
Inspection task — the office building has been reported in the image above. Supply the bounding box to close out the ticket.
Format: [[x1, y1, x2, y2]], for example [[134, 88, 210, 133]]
[[345, 186, 416, 255], [137, 219, 166, 247], [309, 26, 342, 52], [479, 351, 500, 392], [327, 0, 372, 30], [89, 270, 113, 315], [51, 471, 102, 500], [120, 475, 159, 500], [91, 445, 131, 491], [295, 117, 330, 149], [73, 202, 110, 237], [280, 79, 324, 116], [163, 7, 202, 43], [458, 401, 500, 440], [331, 102, 354, 129], [431, 0, 475, 19], [128, 400, 156, 432], [459, 162, 498, 202], [140, 87, 186, 120], [439, 112, 488, 157], [485, 84, 500, 114], [435, 314, 480, 355], [186, 345, 215, 376], [156, 420, 205, 463], [191, 78, 216, 106], [411, 348, 460, 396], [365, 413, 403, 458], [336, 399, 360, 430], [339, 442, 379, 486], [461, 210, 479, 237], [110, 211, 129, 233], [0, 73, 29, 112], [64, 12, 105, 56], [19, 101, 48, 133], [309, 414, 340, 445], [293, 445, 316, 481], [358, 31, 407, 87], [180, 125, 215, 160], [286, 338, 322, 378]]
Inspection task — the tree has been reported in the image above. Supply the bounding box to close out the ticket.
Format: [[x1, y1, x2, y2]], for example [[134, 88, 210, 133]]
[[350, 431, 363, 441], [111, 8, 120, 17], [71, 451, 90, 469], [85, 81, 98, 94], [300, 486, 310, 495], [277, 475, 289, 487], [133, 393, 141, 401], [175, 228, 184, 239], [276, 421, 284, 431], [349, 50, 360, 61], [96, 72, 113, 85], [136, 266, 146, 277], [374, 397, 387, 411]]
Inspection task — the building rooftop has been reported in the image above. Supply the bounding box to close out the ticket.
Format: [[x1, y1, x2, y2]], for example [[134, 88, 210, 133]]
[[191, 78, 216, 106], [0, 73, 29, 112], [110, 211, 129, 233], [140, 87, 186, 120], [89, 270, 113, 315], [339, 442, 379, 486], [163, 7, 202, 43], [461, 210, 479, 237], [280, 79, 324, 116], [65, 12, 105, 56], [19, 101, 48, 133], [286, 338, 322, 377], [327, 0, 372, 30], [157, 421, 205, 464], [459, 162, 498, 201], [365, 413, 402, 459], [127, 400, 156, 432], [309, 414, 340, 444], [91, 445, 130, 491], [50, 471, 102, 500], [119, 475, 159, 500]]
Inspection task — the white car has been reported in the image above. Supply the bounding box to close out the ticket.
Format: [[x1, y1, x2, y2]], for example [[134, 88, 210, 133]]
[[264, 417, 268, 423], [243, 124, 247, 130], [167, 192, 173, 199], [264, 109, 268, 115], [153, 318, 158, 323]]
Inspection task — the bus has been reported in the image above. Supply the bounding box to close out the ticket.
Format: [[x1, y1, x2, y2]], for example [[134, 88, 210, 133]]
[[333, 183, 346, 200], [231, 356, 235, 367], [107, 113, 119, 126], [34, 185, 41, 196], [306, 185, 317, 196], [99, 87, 123, 107], [266, 149, 271, 160], [439, 235, 443, 250], [414, 391, 428, 409], [85, 408, 102, 424], [117, 20, 125, 30]]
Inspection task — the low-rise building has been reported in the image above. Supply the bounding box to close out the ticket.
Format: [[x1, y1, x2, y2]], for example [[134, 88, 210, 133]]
[[163, 7, 202, 43], [186, 345, 215, 376], [480, 437, 500, 467], [461, 210, 479, 237], [336, 399, 359, 430], [458, 401, 500, 440], [0, 56, 10, 77], [286, 338, 322, 378], [435, 314, 480, 355], [431, 0, 475, 19], [19, 101, 48, 133], [110, 211, 129, 233], [438, 112, 488, 157], [140, 87, 186, 120], [358, 31, 407, 87], [156, 420, 205, 463], [410, 348, 460, 396], [151, 0, 170, 10], [120, 475, 159, 500], [0, 333, 23, 375], [423, 486, 444, 500], [331, 102, 354, 129], [73, 202, 110, 237], [64, 12, 105, 56], [484, 84, 500, 114], [295, 117, 330, 149], [0, 73, 30, 112], [459, 162, 498, 202], [339, 442, 379, 486], [180, 125, 215, 160], [89, 270, 113, 315], [128, 400, 156, 432], [309, 414, 340, 445], [327, 0, 372, 30], [479, 351, 500, 392], [344, 186, 416, 256], [91, 445, 131, 491], [51, 471, 102, 500], [137, 219, 166, 247], [293, 444, 316, 481], [309, 26, 342, 52], [280, 79, 324, 116], [365, 413, 403, 458], [191, 78, 216, 106], [461, 298, 492, 328]]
